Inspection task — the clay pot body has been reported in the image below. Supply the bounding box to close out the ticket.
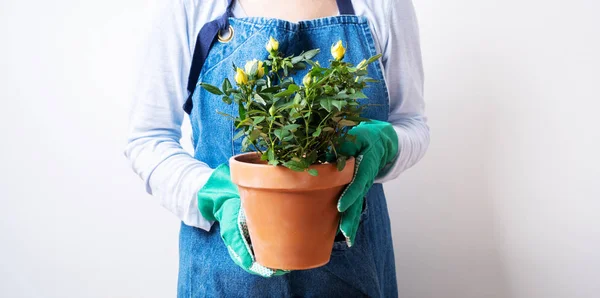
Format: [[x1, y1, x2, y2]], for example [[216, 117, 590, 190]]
[[229, 153, 355, 270]]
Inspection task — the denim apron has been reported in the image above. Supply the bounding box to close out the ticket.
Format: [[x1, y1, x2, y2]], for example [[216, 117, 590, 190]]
[[178, 1, 397, 297]]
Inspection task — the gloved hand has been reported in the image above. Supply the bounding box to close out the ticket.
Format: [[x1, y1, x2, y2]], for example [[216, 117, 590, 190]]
[[337, 120, 399, 246], [197, 164, 289, 277]]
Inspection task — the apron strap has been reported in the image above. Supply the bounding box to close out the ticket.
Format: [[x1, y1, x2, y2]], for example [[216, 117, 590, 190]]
[[336, 0, 355, 15], [184, 0, 356, 114], [184, 0, 235, 114]]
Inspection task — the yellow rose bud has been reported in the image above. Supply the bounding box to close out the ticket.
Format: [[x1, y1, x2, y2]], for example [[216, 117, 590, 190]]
[[266, 37, 279, 53], [302, 73, 312, 86], [234, 67, 248, 85], [244, 60, 254, 75], [244, 59, 256, 75], [331, 40, 346, 61], [244, 60, 265, 78], [257, 61, 265, 77]]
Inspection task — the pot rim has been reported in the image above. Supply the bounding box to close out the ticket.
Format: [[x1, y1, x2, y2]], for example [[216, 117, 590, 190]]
[[229, 152, 356, 190]]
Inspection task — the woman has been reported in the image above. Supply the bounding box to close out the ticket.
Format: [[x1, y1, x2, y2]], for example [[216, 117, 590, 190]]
[[125, 0, 429, 296]]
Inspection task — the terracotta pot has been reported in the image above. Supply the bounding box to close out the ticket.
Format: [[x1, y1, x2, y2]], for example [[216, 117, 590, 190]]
[[229, 152, 355, 270]]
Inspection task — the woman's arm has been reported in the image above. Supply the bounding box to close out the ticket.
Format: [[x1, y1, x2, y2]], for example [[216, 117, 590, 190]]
[[362, 0, 430, 182], [124, 0, 221, 230]]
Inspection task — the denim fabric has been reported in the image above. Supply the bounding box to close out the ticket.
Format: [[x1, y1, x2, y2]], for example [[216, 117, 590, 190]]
[[180, 15, 397, 298]]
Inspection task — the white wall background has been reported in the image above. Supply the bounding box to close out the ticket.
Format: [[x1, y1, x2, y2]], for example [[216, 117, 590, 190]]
[[1, 0, 598, 297]]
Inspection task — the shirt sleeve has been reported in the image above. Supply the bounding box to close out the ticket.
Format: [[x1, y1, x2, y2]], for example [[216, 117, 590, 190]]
[[373, 0, 430, 183], [124, 0, 214, 231]]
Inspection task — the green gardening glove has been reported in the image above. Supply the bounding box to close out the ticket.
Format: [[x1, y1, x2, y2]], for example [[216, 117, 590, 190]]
[[197, 164, 290, 277], [337, 120, 399, 246]]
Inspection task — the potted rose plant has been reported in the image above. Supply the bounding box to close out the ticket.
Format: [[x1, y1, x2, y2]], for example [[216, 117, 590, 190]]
[[200, 37, 381, 270]]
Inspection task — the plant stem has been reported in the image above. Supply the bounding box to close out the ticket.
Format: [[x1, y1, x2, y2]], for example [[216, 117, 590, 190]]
[[268, 118, 275, 150], [250, 140, 264, 155], [329, 140, 338, 159]]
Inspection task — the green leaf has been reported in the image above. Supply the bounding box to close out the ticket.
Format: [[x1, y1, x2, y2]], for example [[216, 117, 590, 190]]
[[233, 93, 244, 103], [293, 93, 302, 105], [336, 156, 347, 171], [324, 85, 334, 94], [241, 137, 249, 151], [348, 91, 367, 99], [274, 84, 299, 98], [332, 100, 347, 111], [253, 116, 266, 125], [261, 86, 280, 93], [291, 56, 304, 64], [280, 77, 295, 89], [266, 73, 272, 86], [274, 128, 291, 140], [216, 111, 236, 120], [283, 160, 306, 172], [268, 159, 280, 166], [260, 152, 269, 161], [283, 124, 301, 132], [312, 127, 322, 137], [248, 108, 267, 115], [322, 127, 335, 133], [333, 92, 349, 99], [238, 101, 246, 119], [308, 169, 319, 176], [200, 83, 224, 95], [222, 96, 232, 104], [267, 148, 275, 161], [356, 69, 368, 76], [360, 77, 379, 83], [293, 62, 306, 70], [289, 111, 302, 120], [364, 53, 383, 66], [249, 128, 261, 141], [338, 119, 358, 127], [235, 118, 252, 128], [320, 98, 333, 112], [303, 49, 320, 60], [275, 100, 296, 113], [233, 129, 245, 141], [305, 151, 318, 165], [254, 94, 267, 105], [221, 79, 232, 96], [259, 92, 274, 100]]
